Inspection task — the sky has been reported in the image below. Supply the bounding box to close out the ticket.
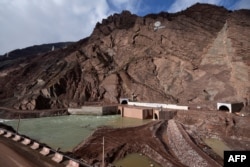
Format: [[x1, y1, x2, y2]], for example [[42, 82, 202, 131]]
[[0, 0, 249, 55]]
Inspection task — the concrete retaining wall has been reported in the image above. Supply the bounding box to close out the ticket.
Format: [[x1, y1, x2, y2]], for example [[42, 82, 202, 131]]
[[0, 129, 5, 135], [68, 105, 118, 115], [66, 160, 80, 167], [128, 102, 189, 110], [0, 128, 91, 167], [122, 107, 153, 119], [52, 152, 64, 163], [102, 106, 118, 115], [12, 134, 21, 141], [4, 131, 12, 138], [153, 110, 177, 120], [31, 142, 40, 150], [22, 138, 31, 145], [40, 146, 51, 156]]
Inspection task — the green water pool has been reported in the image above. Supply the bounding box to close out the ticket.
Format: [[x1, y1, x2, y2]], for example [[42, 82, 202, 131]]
[[113, 153, 161, 167], [3, 115, 151, 151], [203, 138, 231, 158]]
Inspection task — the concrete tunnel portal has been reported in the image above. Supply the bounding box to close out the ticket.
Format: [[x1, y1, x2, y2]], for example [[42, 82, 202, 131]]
[[217, 102, 244, 113], [218, 105, 230, 112], [119, 98, 129, 104]]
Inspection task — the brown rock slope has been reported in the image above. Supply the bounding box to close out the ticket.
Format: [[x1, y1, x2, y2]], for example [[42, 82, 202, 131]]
[[0, 4, 249, 110]]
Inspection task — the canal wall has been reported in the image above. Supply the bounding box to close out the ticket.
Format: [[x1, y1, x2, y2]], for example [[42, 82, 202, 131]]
[[68, 105, 118, 115], [0, 128, 91, 167], [127, 102, 189, 110]]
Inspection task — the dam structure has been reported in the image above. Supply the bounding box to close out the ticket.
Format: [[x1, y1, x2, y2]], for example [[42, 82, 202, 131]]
[[119, 98, 189, 110], [68, 105, 118, 115], [118, 98, 188, 120]]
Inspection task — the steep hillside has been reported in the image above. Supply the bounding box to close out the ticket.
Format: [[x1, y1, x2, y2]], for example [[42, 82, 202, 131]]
[[0, 42, 74, 70], [0, 3, 249, 110]]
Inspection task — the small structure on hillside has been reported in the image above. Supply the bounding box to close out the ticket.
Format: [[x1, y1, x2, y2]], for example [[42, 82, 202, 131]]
[[119, 106, 153, 119], [153, 21, 166, 31], [118, 105, 178, 120], [118, 98, 188, 120], [217, 102, 244, 113]]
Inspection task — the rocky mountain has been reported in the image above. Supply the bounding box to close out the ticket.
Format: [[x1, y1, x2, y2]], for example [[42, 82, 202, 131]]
[[0, 3, 249, 110], [0, 42, 74, 70]]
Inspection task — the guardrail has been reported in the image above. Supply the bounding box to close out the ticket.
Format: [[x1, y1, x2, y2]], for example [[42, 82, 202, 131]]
[[66, 160, 80, 167], [4, 131, 12, 138], [0, 128, 92, 167], [12, 134, 21, 141], [22, 138, 31, 145], [31, 142, 40, 150], [40, 146, 51, 156], [52, 152, 64, 163]]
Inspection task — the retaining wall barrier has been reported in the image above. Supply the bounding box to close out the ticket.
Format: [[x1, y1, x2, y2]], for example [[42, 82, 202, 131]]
[[66, 160, 80, 167], [0, 129, 5, 135], [22, 138, 31, 145], [0, 128, 92, 167], [31, 142, 40, 150], [4, 131, 12, 138], [52, 152, 64, 163], [12, 134, 21, 141], [40, 147, 51, 156], [127, 102, 189, 110]]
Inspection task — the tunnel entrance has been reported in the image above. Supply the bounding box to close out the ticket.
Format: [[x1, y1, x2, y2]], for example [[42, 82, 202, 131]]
[[217, 102, 232, 113], [121, 100, 128, 104], [117, 109, 121, 115], [219, 106, 230, 112], [154, 113, 158, 120], [119, 98, 129, 104]]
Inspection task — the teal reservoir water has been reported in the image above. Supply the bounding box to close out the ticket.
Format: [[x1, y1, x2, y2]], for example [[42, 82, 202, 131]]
[[3, 115, 151, 151], [113, 153, 161, 167]]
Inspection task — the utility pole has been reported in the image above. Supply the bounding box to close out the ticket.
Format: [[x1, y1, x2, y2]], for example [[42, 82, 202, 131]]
[[16, 114, 21, 133], [102, 136, 105, 167]]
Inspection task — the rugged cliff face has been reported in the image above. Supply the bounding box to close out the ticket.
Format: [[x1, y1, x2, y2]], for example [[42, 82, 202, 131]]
[[0, 4, 249, 110]]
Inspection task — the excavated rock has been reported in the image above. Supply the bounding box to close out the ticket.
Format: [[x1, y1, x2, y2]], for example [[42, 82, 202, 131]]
[[0, 4, 249, 110]]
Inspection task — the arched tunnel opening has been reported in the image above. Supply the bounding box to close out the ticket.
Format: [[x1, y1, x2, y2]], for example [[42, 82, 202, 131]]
[[121, 100, 128, 104], [117, 109, 121, 115], [219, 105, 230, 112], [154, 113, 158, 120]]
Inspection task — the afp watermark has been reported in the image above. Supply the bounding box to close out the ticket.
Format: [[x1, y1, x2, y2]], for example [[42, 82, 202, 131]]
[[224, 151, 250, 167]]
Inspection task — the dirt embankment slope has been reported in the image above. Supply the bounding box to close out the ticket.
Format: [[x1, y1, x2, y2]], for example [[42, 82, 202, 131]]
[[73, 121, 184, 167], [73, 110, 250, 167]]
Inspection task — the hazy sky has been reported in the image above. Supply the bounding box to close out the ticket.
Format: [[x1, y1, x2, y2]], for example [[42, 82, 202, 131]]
[[0, 0, 249, 55]]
